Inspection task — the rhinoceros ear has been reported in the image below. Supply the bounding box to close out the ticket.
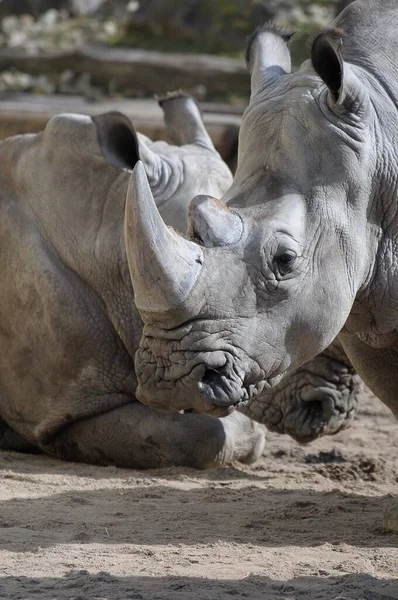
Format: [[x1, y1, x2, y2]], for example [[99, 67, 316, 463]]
[[246, 23, 293, 100], [92, 111, 140, 171], [311, 28, 368, 115]]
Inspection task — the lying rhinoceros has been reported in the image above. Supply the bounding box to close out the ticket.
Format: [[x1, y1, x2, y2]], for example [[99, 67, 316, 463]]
[[0, 90, 359, 469], [123, 0, 397, 434]]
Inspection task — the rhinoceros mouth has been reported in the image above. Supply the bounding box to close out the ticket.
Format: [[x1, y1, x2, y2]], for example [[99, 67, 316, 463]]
[[197, 367, 275, 409], [134, 335, 279, 415]]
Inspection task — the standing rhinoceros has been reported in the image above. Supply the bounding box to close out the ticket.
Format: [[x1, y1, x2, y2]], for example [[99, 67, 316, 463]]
[[124, 0, 397, 434], [0, 86, 360, 468]]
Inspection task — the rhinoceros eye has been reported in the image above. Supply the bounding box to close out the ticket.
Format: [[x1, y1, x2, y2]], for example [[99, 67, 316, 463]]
[[274, 250, 297, 276]]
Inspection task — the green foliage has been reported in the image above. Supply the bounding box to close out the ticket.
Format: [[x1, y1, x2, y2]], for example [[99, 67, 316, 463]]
[[113, 0, 340, 66]]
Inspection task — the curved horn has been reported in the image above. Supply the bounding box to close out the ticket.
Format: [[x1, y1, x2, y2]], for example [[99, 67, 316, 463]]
[[124, 161, 203, 314], [246, 24, 293, 100], [188, 195, 243, 247]]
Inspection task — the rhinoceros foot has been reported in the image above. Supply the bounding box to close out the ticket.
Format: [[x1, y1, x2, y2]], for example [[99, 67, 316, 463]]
[[239, 346, 360, 443]]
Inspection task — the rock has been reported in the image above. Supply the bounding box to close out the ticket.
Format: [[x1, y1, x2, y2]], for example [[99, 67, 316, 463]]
[[0, 70, 34, 92], [71, 0, 107, 16], [383, 497, 398, 532], [1, 16, 19, 36], [127, 0, 140, 13], [33, 74, 56, 94], [38, 9, 61, 27], [7, 31, 28, 48]]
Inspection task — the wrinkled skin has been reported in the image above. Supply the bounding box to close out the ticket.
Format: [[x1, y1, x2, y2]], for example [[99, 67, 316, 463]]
[[240, 338, 360, 442], [131, 0, 398, 433]]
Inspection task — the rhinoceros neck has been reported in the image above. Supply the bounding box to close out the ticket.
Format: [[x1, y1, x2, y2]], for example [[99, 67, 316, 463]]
[[331, 2, 398, 340]]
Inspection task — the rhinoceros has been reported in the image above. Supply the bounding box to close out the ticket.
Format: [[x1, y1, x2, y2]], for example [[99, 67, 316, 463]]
[[0, 88, 360, 468], [124, 0, 398, 434], [0, 93, 260, 469]]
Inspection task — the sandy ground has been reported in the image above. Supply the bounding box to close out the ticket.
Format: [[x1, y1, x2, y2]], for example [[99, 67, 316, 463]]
[[0, 390, 397, 600]]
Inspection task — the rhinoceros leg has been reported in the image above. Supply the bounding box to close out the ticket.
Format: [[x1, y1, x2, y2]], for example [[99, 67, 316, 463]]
[[338, 333, 398, 533], [339, 330, 398, 419], [45, 402, 265, 470], [0, 418, 41, 453], [240, 338, 361, 443]]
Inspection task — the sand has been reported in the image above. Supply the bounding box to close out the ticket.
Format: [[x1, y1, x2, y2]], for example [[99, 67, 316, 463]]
[[0, 390, 397, 600]]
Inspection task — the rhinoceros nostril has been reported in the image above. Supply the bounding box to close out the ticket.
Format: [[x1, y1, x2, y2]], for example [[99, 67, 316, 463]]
[[198, 367, 242, 407], [199, 369, 227, 404], [201, 368, 224, 391]]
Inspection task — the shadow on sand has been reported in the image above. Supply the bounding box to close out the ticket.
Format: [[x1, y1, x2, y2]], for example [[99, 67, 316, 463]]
[[1, 572, 398, 600], [0, 483, 397, 552]]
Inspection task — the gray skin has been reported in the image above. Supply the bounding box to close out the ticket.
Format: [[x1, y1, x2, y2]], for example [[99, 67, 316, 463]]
[[128, 0, 398, 434], [0, 86, 360, 468], [0, 93, 266, 469], [241, 337, 359, 443]]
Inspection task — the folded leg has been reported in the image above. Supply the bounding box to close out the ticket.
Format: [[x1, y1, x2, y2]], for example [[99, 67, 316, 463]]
[[46, 401, 265, 469], [241, 338, 360, 443]]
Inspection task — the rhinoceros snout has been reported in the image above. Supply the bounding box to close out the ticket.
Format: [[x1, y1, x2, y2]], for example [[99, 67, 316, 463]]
[[135, 337, 269, 415]]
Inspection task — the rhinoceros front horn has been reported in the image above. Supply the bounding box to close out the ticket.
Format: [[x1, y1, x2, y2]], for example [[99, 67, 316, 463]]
[[124, 161, 203, 314]]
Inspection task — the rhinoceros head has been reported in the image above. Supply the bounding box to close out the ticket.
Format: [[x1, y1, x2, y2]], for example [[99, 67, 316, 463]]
[[98, 23, 374, 418]]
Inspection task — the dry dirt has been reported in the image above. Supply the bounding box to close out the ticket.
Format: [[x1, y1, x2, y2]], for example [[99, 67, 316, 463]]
[[1, 390, 398, 600]]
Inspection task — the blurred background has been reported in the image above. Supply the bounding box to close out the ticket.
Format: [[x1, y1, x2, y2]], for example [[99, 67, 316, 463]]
[[0, 0, 353, 167]]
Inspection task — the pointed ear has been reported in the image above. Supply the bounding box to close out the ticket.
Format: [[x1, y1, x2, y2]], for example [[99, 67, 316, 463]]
[[311, 28, 368, 115], [92, 111, 140, 171]]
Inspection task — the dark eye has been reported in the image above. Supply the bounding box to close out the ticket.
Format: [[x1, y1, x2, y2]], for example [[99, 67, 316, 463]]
[[278, 252, 295, 265], [274, 250, 297, 275]]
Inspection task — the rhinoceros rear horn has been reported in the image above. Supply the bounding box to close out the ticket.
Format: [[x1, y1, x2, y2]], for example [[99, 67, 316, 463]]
[[124, 161, 203, 315], [188, 195, 243, 247], [310, 28, 369, 116], [92, 111, 140, 171], [246, 23, 293, 99]]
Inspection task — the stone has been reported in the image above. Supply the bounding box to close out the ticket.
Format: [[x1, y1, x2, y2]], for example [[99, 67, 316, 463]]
[[1, 16, 19, 36], [38, 9, 61, 27], [71, 0, 107, 16], [383, 497, 398, 532]]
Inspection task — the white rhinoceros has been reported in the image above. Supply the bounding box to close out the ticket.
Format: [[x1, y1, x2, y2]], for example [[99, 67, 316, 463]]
[[122, 1, 398, 435], [0, 90, 359, 469]]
